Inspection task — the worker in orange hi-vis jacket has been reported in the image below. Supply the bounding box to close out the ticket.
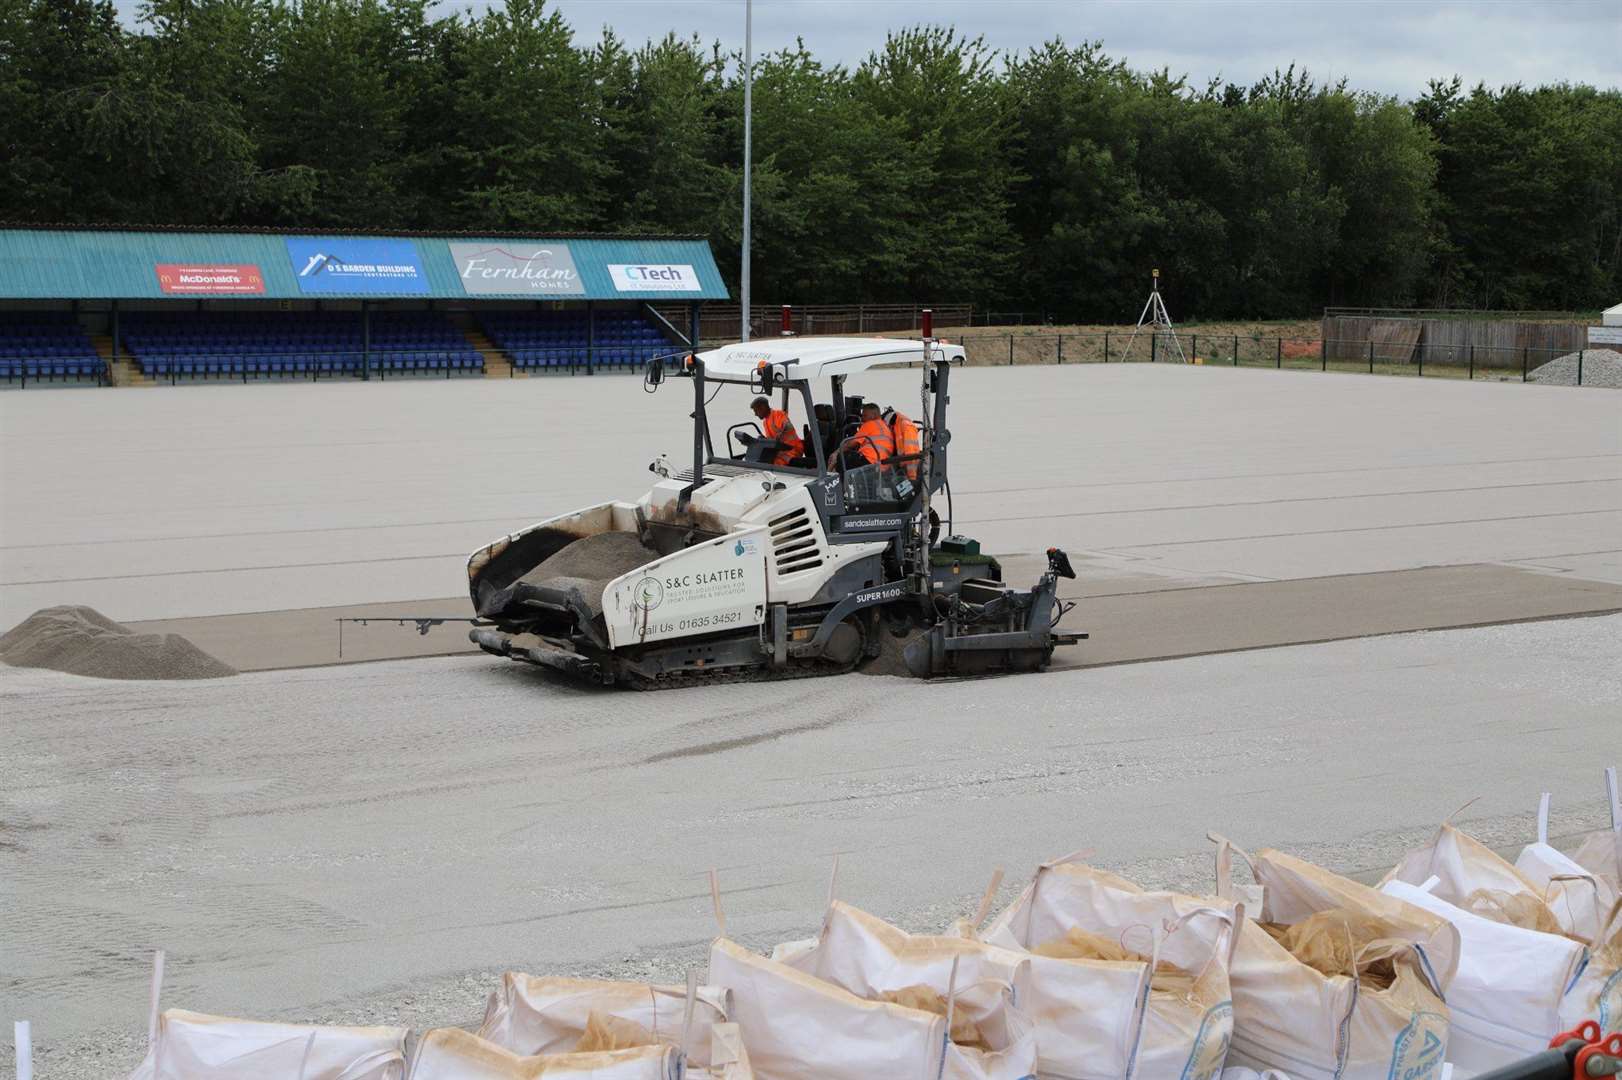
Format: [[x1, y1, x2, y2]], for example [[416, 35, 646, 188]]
[[750, 396, 804, 466], [885, 407, 922, 480], [839, 402, 896, 467]]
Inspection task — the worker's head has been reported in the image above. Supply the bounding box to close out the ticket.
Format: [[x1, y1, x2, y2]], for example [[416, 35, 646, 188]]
[[861, 403, 881, 421], [750, 396, 770, 419]]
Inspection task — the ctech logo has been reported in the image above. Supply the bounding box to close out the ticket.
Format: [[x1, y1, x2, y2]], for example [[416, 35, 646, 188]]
[[733, 537, 759, 558], [1388, 1011, 1447, 1080]]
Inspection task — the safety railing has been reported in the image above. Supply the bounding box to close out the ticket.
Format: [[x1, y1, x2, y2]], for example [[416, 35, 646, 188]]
[[0, 357, 108, 388], [502, 345, 674, 377], [125, 349, 486, 385]]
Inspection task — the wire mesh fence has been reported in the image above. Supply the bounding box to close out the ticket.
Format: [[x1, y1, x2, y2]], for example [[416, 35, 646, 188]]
[[944, 331, 1613, 386]]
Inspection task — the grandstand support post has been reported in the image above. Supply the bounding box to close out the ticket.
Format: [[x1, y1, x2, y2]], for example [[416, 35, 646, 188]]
[[586, 301, 595, 376], [1233, 334, 1238, 366], [1578, 350, 1584, 386], [361, 301, 371, 381], [1523, 346, 1529, 381], [1368, 339, 1374, 373], [1191, 334, 1197, 363], [1057, 336, 1063, 364], [1150, 333, 1157, 363], [1276, 338, 1282, 367], [1104, 331, 1110, 362], [1469, 344, 1474, 380], [1320, 338, 1326, 371]]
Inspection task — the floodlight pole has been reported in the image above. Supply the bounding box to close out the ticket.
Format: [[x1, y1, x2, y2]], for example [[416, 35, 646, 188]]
[[740, 0, 753, 342]]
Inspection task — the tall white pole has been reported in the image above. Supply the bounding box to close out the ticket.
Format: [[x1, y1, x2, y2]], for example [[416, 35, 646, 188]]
[[740, 0, 753, 342]]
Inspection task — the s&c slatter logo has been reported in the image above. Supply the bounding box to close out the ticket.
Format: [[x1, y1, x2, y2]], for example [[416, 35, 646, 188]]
[[633, 576, 664, 612]]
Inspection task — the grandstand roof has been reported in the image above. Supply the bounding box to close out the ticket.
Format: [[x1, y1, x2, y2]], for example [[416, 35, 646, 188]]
[[0, 226, 728, 301]]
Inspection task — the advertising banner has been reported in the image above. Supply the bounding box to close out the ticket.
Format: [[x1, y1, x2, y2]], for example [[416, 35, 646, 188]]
[[285, 238, 428, 294], [607, 263, 702, 292], [450, 242, 584, 295], [155, 263, 265, 295]]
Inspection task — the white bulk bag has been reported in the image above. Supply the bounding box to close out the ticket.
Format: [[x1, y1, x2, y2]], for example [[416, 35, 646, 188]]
[[1557, 898, 1622, 1033], [477, 974, 729, 1067], [708, 936, 1034, 1080], [973, 857, 1239, 1080], [408, 1028, 677, 1080], [1514, 793, 1618, 945], [1219, 844, 1458, 1080], [1379, 878, 1585, 1076], [699, 1022, 755, 1080], [777, 900, 1036, 1061], [1569, 767, 1621, 889], [126, 1009, 407, 1080], [1383, 822, 1563, 935]]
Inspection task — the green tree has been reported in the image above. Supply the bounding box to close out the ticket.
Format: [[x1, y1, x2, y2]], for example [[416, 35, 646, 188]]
[[851, 27, 1019, 303], [436, 0, 612, 229]]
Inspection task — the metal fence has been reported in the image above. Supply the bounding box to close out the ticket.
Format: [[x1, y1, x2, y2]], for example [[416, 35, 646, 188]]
[[659, 303, 975, 341], [5, 333, 1609, 388], [943, 331, 1610, 385], [0, 359, 108, 388]]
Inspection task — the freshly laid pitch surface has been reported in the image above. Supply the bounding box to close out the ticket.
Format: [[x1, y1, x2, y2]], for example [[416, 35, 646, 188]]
[[1, 363, 1619, 1077]]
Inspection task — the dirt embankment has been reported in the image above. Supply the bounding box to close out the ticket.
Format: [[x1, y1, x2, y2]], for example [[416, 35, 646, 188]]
[[0, 605, 236, 680]]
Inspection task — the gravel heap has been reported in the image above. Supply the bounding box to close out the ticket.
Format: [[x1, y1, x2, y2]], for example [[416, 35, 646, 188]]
[[519, 532, 660, 589], [1528, 348, 1622, 388], [0, 605, 237, 680]]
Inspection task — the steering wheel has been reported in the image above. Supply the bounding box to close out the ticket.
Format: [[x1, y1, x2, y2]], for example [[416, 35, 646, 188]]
[[725, 421, 764, 459]]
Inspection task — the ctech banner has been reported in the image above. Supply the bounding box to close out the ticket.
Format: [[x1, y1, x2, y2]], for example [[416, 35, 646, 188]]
[[285, 238, 428, 294]]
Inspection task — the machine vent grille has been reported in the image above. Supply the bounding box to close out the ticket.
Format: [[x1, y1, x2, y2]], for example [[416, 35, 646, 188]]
[[769, 507, 824, 574]]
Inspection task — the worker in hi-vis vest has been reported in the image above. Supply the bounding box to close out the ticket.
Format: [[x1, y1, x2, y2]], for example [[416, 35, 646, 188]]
[[750, 396, 804, 466], [885, 407, 922, 480], [840, 402, 896, 468]]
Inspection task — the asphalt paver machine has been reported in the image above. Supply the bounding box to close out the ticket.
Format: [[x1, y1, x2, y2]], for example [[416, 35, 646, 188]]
[[466, 330, 1085, 688]]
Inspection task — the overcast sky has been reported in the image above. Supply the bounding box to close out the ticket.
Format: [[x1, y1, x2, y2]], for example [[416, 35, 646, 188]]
[[113, 0, 1619, 98]]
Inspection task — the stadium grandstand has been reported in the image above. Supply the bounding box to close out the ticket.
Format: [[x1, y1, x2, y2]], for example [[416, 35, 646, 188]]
[[0, 225, 727, 387]]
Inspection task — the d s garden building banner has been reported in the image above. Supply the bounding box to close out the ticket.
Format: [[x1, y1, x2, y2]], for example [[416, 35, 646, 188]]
[[285, 238, 429, 294]]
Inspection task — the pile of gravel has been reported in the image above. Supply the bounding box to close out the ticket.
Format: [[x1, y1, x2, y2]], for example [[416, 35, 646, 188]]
[[519, 531, 660, 588], [0, 605, 237, 680], [1528, 348, 1622, 388]]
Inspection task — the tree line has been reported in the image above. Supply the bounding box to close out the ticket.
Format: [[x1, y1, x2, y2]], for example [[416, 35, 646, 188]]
[[3, 0, 1619, 320]]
